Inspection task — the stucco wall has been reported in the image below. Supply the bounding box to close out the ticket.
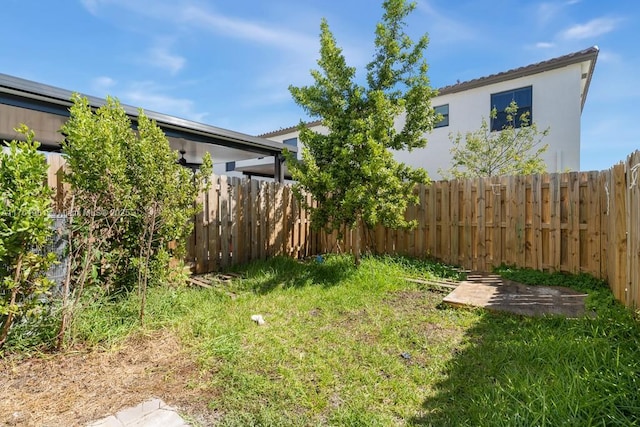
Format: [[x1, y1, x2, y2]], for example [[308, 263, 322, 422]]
[[393, 63, 582, 178]]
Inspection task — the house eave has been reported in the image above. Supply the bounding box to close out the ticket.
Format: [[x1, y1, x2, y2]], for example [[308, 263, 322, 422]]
[[0, 73, 296, 156], [438, 46, 599, 110]]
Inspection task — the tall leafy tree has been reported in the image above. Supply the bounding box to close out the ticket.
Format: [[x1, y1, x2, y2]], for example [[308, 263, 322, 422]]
[[286, 0, 438, 260], [442, 101, 550, 179]]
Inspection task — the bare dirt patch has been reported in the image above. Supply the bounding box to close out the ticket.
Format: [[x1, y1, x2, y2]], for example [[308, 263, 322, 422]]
[[383, 289, 442, 313], [0, 330, 216, 427]]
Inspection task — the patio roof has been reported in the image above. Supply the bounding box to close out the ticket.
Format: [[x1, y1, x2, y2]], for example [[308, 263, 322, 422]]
[[0, 73, 296, 170]]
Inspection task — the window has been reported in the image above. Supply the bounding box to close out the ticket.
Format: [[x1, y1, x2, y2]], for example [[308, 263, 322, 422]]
[[283, 137, 298, 147], [490, 86, 532, 131], [225, 161, 236, 172], [434, 104, 449, 128]]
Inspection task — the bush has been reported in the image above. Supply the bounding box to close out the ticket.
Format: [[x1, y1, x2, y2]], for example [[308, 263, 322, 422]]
[[58, 94, 211, 337], [0, 126, 56, 349]]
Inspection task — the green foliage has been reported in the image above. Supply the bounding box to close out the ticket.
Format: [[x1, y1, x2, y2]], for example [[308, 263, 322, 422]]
[[0, 125, 56, 348], [386, 255, 466, 281], [286, 0, 437, 240], [442, 101, 550, 179], [59, 94, 211, 332]]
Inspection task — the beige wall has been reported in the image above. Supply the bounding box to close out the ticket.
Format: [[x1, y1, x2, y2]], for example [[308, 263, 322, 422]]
[[0, 104, 66, 145]]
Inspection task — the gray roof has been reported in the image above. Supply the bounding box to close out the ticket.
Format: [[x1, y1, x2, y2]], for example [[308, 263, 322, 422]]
[[0, 73, 296, 156], [437, 46, 599, 109]]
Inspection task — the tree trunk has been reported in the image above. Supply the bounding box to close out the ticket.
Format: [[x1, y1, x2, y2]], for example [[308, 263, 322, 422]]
[[353, 216, 361, 266], [0, 253, 24, 348]]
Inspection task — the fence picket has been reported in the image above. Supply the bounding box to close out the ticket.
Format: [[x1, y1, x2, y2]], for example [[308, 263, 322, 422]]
[[476, 178, 486, 272], [206, 176, 219, 271]]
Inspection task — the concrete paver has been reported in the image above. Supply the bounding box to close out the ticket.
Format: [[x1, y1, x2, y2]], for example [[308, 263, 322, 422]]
[[87, 398, 189, 427]]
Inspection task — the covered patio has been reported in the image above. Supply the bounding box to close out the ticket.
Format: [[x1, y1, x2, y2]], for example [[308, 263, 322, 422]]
[[0, 73, 294, 182]]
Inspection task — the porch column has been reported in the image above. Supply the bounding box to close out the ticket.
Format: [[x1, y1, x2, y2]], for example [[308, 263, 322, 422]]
[[274, 153, 284, 183]]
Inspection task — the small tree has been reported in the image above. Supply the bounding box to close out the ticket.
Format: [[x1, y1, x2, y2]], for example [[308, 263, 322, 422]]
[[442, 101, 550, 179], [58, 94, 211, 339], [286, 0, 437, 262], [0, 126, 56, 348]]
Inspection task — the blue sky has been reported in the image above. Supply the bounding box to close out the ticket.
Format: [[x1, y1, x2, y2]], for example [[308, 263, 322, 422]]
[[2, 0, 638, 171]]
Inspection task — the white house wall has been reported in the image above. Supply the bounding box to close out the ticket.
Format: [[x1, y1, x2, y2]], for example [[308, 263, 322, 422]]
[[393, 63, 582, 179]]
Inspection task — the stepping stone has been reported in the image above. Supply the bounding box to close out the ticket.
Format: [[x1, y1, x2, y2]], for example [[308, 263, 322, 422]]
[[87, 398, 189, 427]]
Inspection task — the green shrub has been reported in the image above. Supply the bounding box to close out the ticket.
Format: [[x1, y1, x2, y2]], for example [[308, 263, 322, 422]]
[[0, 126, 56, 349], [58, 94, 211, 336]]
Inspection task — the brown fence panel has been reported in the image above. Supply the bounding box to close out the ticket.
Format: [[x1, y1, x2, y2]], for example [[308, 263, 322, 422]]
[[46, 153, 68, 211], [44, 149, 640, 309], [608, 164, 628, 302]]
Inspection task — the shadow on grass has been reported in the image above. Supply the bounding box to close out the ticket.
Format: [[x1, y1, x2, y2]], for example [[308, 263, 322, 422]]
[[231, 254, 358, 294], [411, 290, 640, 426]]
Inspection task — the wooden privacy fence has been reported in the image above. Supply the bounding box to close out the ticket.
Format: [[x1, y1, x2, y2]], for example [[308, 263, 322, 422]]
[[341, 150, 639, 308], [45, 150, 639, 309], [43, 154, 321, 273], [186, 175, 320, 273]]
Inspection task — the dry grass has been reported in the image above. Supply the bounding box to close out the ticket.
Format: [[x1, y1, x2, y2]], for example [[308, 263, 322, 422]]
[[0, 330, 214, 427]]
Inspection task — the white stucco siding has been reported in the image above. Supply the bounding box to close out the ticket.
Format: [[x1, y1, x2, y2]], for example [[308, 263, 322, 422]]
[[393, 63, 583, 179], [530, 65, 582, 172]]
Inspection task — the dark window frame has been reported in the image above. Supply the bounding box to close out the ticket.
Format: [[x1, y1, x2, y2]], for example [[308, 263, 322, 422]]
[[283, 137, 298, 147], [490, 86, 532, 131], [434, 104, 449, 128]]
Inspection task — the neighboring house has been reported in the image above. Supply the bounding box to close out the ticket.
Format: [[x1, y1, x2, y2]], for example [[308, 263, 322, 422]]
[[0, 73, 294, 182], [227, 46, 598, 180]]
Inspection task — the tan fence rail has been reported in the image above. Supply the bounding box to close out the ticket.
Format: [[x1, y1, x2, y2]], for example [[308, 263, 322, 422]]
[[45, 150, 640, 309]]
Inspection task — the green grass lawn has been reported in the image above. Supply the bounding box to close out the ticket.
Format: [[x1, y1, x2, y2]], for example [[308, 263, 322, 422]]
[[73, 255, 640, 426]]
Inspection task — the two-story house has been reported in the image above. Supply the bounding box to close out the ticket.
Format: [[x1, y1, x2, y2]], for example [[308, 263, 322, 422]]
[[225, 46, 598, 180]]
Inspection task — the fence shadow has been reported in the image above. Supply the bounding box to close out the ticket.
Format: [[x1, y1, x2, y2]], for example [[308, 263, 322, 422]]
[[235, 255, 357, 295], [410, 305, 640, 425]]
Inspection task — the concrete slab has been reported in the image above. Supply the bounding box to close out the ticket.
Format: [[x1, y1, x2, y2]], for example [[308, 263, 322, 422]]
[[443, 272, 590, 318], [87, 398, 189, 427]]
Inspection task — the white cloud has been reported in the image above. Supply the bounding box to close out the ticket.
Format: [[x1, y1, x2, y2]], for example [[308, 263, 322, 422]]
[[416, 1, 477, 44], [91, 76, 117, 93], [123, 82, 208, 122], [79, 0, 114, 15], [179, 5, 318, 54], [83, 1, 321, 58], [535, 42, 555, 49], [145, 47, 185, 75], [535, 1, 581, 26], [536, 3, 562, 25], [560, 17, 621, 40], [80, 0, 100, 15]]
